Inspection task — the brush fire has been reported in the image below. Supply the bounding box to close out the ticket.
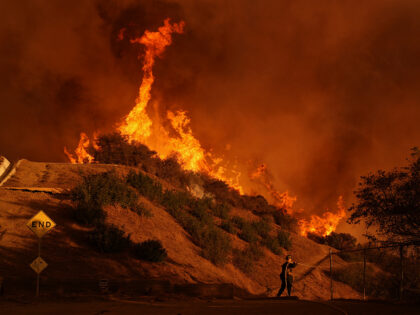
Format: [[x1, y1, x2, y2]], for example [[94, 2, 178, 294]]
[[64, 19, 346, 237]]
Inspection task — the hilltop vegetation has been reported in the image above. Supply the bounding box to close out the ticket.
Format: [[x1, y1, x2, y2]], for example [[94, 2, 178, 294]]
[[70, 133, 299, 269], [70, 169, 295, 268]]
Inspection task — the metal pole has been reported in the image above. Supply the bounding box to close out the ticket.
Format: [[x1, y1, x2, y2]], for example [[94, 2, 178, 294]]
[[36, 238, 41, 298], [399, 246, 404, 301], [363, 249, 366, 301], [329, 249, 333, 301]]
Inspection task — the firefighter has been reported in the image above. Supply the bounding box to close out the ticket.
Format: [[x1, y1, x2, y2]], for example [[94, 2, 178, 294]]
[[277, 255, 297, 297]]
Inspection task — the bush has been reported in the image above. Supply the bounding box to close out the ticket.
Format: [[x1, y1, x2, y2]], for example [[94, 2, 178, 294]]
[[202, 177, 242, 206], [211, 202, 231, 219], [238, 222, 259, 243], [190, 201, 213, 225], [233, 242, 264, 273], [88, 224, 131, 253], [307, 232, 325, 245], [307, 232, 357, 250], [168, 204, 230, 265], [231, 216, 246, 229], [220, 219, 236, 234], [93, 132, 156, 166], [73, 203, 106, 226], [161, 190, 191, 211], [71, 171, 141, 226], [277, 230, 292, 250], [126, 170, 163, 202], [262, 235, 282, 255], [198, 227, 232, 265], [132, 239, 168, 262], [324, 232, 357, 250], [252, 218, 272, 238], [71, 171, 138, 209], [155, 156, 189, 188], [240, 195, 271, 213], [272, 211, 298, 232]]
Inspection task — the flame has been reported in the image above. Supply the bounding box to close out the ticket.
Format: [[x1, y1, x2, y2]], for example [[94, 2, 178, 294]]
[[115, 19, 243, 191], [64, 19, 346, 237], [65, 19, 243, 192], [118, 19, 185, 142], [117, 27, 126, 41], [251, 164, 297, 210], [64, 132, 94, 164], [298, 196, 346, 237]]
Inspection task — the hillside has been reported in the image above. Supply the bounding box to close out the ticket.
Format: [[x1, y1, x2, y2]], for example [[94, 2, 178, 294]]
[[0, 159, 361, 299]]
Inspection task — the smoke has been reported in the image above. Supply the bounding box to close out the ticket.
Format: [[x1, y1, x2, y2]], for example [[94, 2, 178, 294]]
[[0, 0, 419, 220]]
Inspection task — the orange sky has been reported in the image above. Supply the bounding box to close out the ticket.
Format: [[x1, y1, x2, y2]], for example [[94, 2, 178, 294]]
[[0, 1, 419, 224]]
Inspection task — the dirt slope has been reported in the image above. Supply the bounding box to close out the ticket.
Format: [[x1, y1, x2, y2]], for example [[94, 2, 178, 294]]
[[0, 160, 361, 299]]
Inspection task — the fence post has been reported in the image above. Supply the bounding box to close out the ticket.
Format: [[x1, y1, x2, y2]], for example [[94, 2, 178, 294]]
[[399, 245, 404, 301], [329, 249, 333, 301], [363, 248, 366, 301]]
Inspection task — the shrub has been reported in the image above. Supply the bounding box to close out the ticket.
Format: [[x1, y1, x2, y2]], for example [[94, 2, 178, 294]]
[[132, 239, 168, 262], [307, 232, 325, 245], [73, 203, 106, 226], [262, 235, 282, 255], [252, 218, 272, 238], [272, 211, 298, 232], [238, 222, 259, 243], [324, 232, 357, 250], [71, 171, 138, 209], [155, 156, 189, 187], [161, 190, 191, 211], [190, 201, 213, 225], [166, 204, 202, 235], [202, 177, 242, 206], [220, 219, 236, 234], [198, 227, 232, 265], [88, 224, 131, 253], [169, 203, 230, 265], [233, 243, 264, 273], [71, 171, 139, 226], [211, 202, 231, 219], [231, 216, 246, 229], [277, 230, 292, 250], [307, 232, 357, 250], [240, 195, 271, 213], [126, 170, 163, 202], [93, 132, 156, 166]]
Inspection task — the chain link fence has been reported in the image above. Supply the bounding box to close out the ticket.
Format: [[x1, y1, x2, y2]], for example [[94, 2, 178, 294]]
[[328, 242, 420, 301]]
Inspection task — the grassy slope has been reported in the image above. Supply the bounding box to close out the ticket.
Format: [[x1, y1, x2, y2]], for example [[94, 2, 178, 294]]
[[0, 160, 360, 299]]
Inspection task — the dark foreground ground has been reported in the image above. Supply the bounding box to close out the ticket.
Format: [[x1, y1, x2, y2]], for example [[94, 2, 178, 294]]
[[0, 297, 419, 315]]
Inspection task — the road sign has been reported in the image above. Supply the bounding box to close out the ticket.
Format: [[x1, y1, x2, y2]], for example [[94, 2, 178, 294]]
[[30, 256, 48, 274], [26, 210, 56, 238]]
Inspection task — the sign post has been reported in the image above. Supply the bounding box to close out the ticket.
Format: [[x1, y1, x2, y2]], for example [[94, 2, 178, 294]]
[[26, 211, 56, 297]]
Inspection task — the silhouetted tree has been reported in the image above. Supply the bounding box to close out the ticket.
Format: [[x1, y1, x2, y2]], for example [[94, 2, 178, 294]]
[[348, 148, 420, 243]]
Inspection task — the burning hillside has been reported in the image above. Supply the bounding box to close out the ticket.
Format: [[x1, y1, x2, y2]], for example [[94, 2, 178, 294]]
[[64, 19, 346, 237]]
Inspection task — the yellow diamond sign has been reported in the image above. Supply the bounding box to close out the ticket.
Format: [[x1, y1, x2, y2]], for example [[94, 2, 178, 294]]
[[30, 256, 48, 274], [26, 211, 56, 238]]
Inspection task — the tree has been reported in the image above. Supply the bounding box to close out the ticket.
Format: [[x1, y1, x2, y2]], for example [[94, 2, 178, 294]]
[[348, 148, 420, 243]]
